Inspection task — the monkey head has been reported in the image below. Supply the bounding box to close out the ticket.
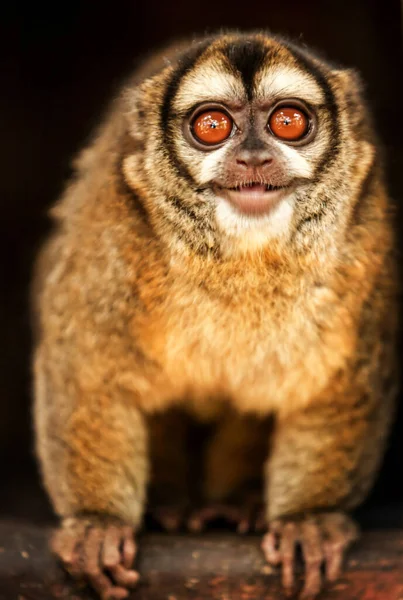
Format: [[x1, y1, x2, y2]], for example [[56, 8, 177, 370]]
[[123, 33, 377, 257]]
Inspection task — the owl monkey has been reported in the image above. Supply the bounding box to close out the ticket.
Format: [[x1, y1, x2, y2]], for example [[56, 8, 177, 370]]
[[33, 31, 398, 599]]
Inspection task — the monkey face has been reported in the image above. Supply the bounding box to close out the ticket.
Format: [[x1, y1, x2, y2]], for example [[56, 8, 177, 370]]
[[182, 98, 316, 218], [126, 33, 376, 255]]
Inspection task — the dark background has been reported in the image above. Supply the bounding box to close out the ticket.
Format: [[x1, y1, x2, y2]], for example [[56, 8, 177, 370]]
[[1, 1, 402, 525]]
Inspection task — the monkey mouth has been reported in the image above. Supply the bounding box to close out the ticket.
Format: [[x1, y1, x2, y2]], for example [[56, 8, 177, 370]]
[[230, 183, 286, 193], [214, 182, 290, 216]]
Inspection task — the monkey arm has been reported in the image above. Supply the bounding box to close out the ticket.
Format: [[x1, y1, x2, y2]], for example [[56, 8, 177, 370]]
[[266, 263, 397, 522], [34, 350, 149, 526], [266, 387, 391, 521], [34, 349, 149, 599], [262, 339, 396, 598]]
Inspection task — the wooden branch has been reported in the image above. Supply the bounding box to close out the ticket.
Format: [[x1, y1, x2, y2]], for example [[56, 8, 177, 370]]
[[1, 520, 403, 599]]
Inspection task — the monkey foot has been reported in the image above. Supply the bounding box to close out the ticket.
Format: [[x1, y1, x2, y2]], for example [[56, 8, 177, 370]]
[[148, 505, 187, 532], [51, 517, 138, 599], [188, 501, 266, 534], [262, 511, 358, 599]]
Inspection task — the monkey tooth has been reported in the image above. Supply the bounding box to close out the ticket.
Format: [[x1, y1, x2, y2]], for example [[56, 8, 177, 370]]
[[231, 183, 285, 193]]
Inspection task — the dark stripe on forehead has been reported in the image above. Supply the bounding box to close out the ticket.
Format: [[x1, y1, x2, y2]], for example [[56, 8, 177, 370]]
[[222, 39, 267, 100], [160, 37, 215, 187], [285, 42, 341, 179]]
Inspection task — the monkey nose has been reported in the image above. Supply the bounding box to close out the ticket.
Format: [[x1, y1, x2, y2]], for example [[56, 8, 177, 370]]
[[236, 149, 273, 168]]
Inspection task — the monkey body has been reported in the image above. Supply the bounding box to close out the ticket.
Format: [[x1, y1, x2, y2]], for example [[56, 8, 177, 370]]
[[33, 32, 398, 599], [35, 188, 390, 419]]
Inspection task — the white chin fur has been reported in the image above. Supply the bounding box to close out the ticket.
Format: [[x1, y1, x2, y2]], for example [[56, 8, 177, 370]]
[[214, 193, 295, 252]]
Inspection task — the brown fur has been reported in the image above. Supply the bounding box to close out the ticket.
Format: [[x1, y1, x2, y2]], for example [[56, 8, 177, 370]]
[[32, 31, 398, 597]]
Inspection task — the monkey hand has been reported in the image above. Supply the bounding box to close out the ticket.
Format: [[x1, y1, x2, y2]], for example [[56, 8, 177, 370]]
[[51, 516, 138, 599], [261, 511, 358, 599]]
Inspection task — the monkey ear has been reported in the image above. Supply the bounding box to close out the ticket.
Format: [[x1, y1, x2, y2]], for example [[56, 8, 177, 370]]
[[331, 67, 365, 100], [330, 67, 372, 122], [331, 67, 375, 144], [123, 74, 164, 144], [123, 86, 146, 143]]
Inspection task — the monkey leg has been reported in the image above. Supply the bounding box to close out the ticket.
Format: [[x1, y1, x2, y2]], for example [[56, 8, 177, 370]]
[[187, 499, 266, 534], [188, 413, 271, 533], [262, 385, 393, 599], [34, 360, 148, 599], [147, 409, 192, 531]]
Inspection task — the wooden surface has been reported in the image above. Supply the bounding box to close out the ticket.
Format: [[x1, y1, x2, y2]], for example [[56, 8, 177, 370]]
[[1, 521, 403, 599]]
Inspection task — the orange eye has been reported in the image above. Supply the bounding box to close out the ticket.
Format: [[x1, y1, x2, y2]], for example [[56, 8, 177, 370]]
[[192, 110, 233, 145], [268, 106, 309, 141]]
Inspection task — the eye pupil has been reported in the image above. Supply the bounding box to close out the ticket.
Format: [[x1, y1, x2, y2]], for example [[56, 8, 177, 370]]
[[192, 110, 233, 145]]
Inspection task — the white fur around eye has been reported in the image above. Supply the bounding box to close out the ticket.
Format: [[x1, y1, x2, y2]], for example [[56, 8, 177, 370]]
[[255, 66, 324, 105], [174, 66, 245, 113], [275, 143, 314, 179], [198, 145, 232, 184]]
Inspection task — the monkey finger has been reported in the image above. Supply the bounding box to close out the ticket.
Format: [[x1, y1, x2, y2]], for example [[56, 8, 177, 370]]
[[159, 514, 182, 532], [51, 526, 85, 578], [211, 505, 251, 531], [322, 516, 358, 582], [237, 517, 251, 535], [151, 506, 184, 532], [51, 528, 79, 564], [299, 521, 323, 599], [83, 528, 116, 597], [323, 539, 343, 583], [237, 505, 259, 534], [280, 523, 297, 592], [102, 526, 121, 568], [261, 531, 281, 565], [109, 563, 139, 587], [121, 527, 137, 569], [187, 507, 221, 532], [187, 514, 204, 533]]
